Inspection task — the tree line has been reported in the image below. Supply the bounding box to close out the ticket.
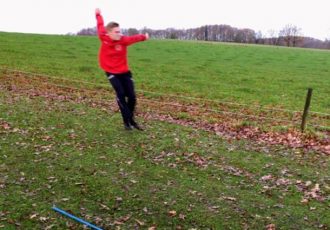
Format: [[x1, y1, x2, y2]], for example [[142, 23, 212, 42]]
[[76, 24, 330, 49]]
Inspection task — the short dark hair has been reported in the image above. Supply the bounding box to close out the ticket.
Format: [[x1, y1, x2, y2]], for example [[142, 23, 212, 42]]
[[106, 22, 119, 32]]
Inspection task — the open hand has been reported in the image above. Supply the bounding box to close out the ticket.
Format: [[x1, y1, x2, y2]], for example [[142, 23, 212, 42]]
[[95, 8, 101, 15]]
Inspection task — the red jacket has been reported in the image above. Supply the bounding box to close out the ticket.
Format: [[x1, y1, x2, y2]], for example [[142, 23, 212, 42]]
[[96, 13, 147, 74]]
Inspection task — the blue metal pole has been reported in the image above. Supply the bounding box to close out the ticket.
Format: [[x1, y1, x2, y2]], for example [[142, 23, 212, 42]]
[[52, 206, 103, 230]]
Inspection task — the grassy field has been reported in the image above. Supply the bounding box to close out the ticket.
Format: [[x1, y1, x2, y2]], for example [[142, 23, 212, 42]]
[[0, 32, 329, 229], [0, 32, 329, 113], [1, 88, 329, 229]]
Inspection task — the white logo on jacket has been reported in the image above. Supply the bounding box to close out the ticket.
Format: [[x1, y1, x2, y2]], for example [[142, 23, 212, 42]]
[[115, 45, 122, 51]]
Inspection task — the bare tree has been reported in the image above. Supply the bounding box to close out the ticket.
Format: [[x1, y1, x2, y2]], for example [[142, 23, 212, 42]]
[[255, 31, 263, 44], [202, 26, 207, 41], [326, 32, 330, 48], [279, 24, 303, 47], [267, 29, 278, 45], [292, 26, 303, 47], [325, 37, 330, 49]]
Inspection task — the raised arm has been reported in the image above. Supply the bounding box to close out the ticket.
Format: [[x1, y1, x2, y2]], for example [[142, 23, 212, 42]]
[[95, 8, 108, 40], [123, 33, 149, 46]]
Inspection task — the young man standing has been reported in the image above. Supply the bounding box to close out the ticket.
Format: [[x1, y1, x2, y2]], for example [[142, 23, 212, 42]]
[[95, 8, 149, 130]]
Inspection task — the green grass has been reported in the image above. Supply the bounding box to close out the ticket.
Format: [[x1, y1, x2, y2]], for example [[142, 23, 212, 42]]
[[1, 88, 329, 229], [0, 32, 329, 113], [0, 32, 329, 229]]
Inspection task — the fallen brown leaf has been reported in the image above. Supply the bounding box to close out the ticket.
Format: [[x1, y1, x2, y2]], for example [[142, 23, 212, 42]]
[[168, 210, 177, 217]]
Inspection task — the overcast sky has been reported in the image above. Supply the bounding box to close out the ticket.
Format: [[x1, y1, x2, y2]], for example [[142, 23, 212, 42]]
[[0, 0, 329, 40]]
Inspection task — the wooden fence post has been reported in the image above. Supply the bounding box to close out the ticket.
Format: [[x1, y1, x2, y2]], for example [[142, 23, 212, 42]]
[[301, 88, 313, 132]]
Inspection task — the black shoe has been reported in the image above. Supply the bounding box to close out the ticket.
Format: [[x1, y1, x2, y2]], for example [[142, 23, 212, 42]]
[[131, 122, 144, 131], [124, 124, 133, 131]]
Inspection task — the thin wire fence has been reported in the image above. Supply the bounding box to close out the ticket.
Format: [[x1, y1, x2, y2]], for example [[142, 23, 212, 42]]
[[139, 98, 300, 124], [1, 67, 329, 129], [3, 67, 328, 116]]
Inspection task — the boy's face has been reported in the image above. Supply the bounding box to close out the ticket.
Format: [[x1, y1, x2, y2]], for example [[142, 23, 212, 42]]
[[108, 27, 122, 41]]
